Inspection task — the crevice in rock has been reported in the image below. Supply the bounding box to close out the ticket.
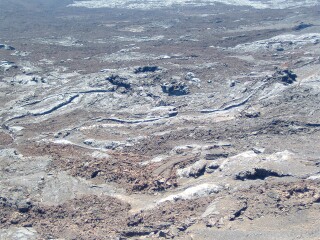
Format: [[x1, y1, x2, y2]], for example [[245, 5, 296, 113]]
[[91, 170, 101, 179], [106, 75, 131, 89], [122, 229, 153, 237], [97, 114, 177, 124], [230, 203, 248, 221], [79, 89, 113, 94], [33, 94, 79, 116]]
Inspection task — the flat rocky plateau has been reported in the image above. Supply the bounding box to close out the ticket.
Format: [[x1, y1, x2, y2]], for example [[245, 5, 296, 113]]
[[0, 0, 320, 239]]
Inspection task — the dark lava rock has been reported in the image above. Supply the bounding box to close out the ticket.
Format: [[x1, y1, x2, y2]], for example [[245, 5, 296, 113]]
[[270, 69, 297, 85], [293, 22, 313, 31], [91, 170, 101, 178], [122, 228, 153, 237], [134, 66, 159, 74], [107, 75, 131, 89], [205, 152, 229, 160], [16, 199, 33, 213], [243, 111, 261, 118], [127, 214, 143, 227], [230, 80, 236, 87], [235, 168, 290, 181], [279, 69, 297, 85], [23, 223, 33, 227], [0, 44, 15, 50], [0, 196, 11, 207], [161, 81, 189, 96], [206, 162, 220, 173]]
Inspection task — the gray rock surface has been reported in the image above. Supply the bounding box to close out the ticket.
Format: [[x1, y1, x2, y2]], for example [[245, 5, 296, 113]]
[[0, 228, 38, 240]]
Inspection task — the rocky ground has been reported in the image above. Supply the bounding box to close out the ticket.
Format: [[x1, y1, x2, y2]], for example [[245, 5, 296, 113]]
[[0, 0, 320, 239]]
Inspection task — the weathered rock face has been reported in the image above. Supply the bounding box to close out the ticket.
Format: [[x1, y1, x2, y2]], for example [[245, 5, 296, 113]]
[[1, 0, 320, 239], [0, 227, 39, 240]]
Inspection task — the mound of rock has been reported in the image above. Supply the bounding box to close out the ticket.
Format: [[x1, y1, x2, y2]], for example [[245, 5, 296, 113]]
[[293, 22, 313, 31], [161, 81, 190, 96], [0, 61, 17, 71], [106, 74, 131, 89], [134, 66, 159, 74], [269, 69, 297, 85], [0, 44, 15, 50]]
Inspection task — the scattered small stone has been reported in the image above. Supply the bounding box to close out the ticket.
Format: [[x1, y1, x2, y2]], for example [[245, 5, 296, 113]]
[[185, 72, 195, 81], [54, 131, 70, 139], [243, 110, 261, 118], [252, 147, 265, 154]]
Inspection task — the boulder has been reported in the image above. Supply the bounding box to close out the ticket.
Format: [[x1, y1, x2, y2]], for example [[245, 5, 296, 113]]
[[185, 72, 195, 81], [293, 22, 313, 31], [177, 160, 207, 178], [134, 66, 159, 73], [0, 44, 15, 50], [269, 69, 297, 85], [16, 199, 33, 213], [161, 81, 189, 96], [205, 152, 228, 160], [158, 183, 221, 203], [206, 162, 220, 173]]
